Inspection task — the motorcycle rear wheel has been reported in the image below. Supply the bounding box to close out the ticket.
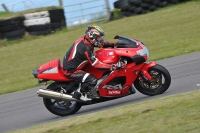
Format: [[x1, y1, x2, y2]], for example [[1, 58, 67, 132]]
[[134, 64, 171, 96], [43, 82, 82, 116]]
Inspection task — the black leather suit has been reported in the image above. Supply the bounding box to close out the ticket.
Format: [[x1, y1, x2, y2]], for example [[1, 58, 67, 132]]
[[63, 36, 116, 92]]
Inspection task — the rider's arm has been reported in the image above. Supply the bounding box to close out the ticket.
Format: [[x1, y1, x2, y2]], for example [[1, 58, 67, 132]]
[[84, 50, 111, 70], [102, 41, 116, 48]]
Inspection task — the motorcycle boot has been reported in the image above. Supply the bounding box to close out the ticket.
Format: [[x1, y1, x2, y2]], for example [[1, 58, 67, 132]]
[[80, 83, 93, 101], [89, 86, 100, 99], [73, 91, 82, 99], [81, 82, 100, 99], [80, 92, 92, 101], [73, 83, 92, 101]]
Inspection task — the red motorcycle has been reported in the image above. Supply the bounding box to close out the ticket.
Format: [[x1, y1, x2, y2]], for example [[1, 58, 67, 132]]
[[33, 35, 171, 116]]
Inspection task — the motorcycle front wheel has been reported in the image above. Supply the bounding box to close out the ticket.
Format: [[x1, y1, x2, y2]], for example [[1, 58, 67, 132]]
[[134, 64, 171, 96], [43, 82, 82, 116]]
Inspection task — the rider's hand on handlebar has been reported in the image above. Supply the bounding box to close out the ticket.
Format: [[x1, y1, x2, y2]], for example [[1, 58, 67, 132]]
[[110, 61, 126, 71], [121, 61, 126, 68], [110, 63, 119, 71]]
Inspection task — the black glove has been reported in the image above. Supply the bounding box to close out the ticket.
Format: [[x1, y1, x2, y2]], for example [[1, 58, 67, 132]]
[[110, 59, 127, 71], [110, 62, 122, 71]]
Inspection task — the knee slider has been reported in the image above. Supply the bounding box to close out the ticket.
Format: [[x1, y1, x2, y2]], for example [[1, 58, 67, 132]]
[[81, 74, 97, 92]]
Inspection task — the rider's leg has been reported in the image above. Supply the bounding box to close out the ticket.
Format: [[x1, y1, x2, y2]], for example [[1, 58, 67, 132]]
[[63, 70, 97, 100], [81, 74, 97, 92], [80, 74, 100, 100]]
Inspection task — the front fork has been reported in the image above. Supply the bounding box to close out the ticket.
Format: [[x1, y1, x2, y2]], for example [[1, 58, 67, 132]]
[[139, 62, 157, 81]]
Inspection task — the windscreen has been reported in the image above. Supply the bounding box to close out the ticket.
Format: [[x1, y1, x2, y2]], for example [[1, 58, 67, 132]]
[[115, 35, 139, 48]]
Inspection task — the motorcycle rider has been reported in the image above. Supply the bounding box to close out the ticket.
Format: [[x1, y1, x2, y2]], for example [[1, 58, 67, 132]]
[[63, 25, 117, 101]]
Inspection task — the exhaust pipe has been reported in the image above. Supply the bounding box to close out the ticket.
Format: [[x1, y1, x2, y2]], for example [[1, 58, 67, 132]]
[[37, 89, 82, 102]]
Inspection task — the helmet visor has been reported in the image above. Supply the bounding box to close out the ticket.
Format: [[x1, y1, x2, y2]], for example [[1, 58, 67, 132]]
[[96, 35, 104, 42]]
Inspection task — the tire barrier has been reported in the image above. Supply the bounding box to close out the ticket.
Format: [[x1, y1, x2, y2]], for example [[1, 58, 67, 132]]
[[0, 8, 66, 40], [24, 17, 51, 26], [23, 10, 51, 36], [48, 9, 67, 32], [25, 23, 52, 36], [51, 22, 64, 31], [110, 0, 190, 20], [0, 32, 3, 40], [0, 16, 25, 40], [3, 28, 25, 41], [23, 11, 49, 20], [23, 9, 66, 35]]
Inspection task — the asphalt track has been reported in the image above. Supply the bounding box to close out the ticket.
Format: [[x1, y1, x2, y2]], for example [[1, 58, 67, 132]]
[[0, 52, 200, 133]]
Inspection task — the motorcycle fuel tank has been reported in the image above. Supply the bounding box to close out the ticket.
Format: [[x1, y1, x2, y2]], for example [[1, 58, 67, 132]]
[[95, 49, 119, 64]]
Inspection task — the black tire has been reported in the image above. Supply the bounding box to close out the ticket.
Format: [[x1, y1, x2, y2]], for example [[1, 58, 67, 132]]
[[0, 16, 24, 27], [29, 29, 52, 36], [134, 7, 143, 14], [23, 17, 50, 27], [114, 0, 121, 8], [0, 23, 24, 33], [158, 1, 169, 7], [128, 0, 142, 5], [115, 0, 126, 8], [134, 64, 171, 96], [148, 5, 158, 11], [43, 82, 82, 116], [48, 9, 65, 17], [128, 6, 136, 12], [4, 35, 24, 41], [25, 24, 51, 32], [0, 32, 3, 40], [120, 1, 131, 11], [50, 15, 66, 23], [51, 22, 64, 31], [143, 0, 152, 3], [167, 0, 180, 4], [3, 28, 25, 40], [24, 11, 49, 20], [152, 0, 161, 6], [140, 3, 150, 10], [129, 7, 143, 14]]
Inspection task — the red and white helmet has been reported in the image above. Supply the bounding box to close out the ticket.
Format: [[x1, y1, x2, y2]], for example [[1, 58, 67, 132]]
[[85, 25, 105, 47]]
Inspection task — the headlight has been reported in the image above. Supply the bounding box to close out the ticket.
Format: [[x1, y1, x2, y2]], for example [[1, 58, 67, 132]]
[[136, 45, 149, 59]]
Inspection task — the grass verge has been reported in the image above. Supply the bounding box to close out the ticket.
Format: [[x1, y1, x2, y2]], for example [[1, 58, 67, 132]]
[[10, 90, 200, 133], [0, 1, 200, 95]]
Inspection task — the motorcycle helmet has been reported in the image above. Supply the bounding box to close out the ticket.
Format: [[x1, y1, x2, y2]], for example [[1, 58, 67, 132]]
[[85, 25, 105, 47]]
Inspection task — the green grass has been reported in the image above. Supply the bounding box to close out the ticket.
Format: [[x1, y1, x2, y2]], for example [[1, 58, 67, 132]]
[[0, 1, 200, 95], [10, 90, 200, 133]]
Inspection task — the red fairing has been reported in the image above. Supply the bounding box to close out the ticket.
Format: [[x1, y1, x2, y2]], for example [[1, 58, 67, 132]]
[[98, 63, 144, 96], [37, 59, 70, 81], [140, 62, 156, 80], [38, 58, 59, 73], [34, 36, 161, 97], [84, 64, 105, 79], [95, 49, 119, 64]]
